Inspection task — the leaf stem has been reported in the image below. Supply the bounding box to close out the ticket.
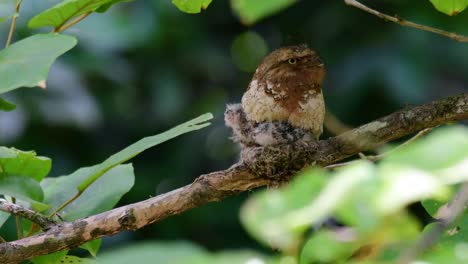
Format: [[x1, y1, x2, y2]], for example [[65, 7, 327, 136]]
[[54, 12, 92, 33], [344, 0, 468, 42], [5, 0, 22, 48], [49, 191, 81, 218]]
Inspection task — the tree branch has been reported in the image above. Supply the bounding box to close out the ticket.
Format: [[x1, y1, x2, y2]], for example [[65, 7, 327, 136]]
[[0, 199, 55, 230], [0, 93, 467, 263], [344, 0, 468, 42]]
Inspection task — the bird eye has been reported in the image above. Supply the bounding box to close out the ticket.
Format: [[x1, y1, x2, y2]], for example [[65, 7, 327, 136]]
[[288, 58, 297, 64]]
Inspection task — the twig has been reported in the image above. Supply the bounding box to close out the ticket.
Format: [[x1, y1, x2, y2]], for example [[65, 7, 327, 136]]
[[0, 199, 56, 229], [11, 198, 22, 239], [397, 182, 468, 264], [344, 0, 468, 42], [361, 127, 433, 161], [5, 0, 22, 47], [325, 127, 433, 169], [54, 12, 91, 33], [324, 111, 353, 135], [0, 93, 467, 263]]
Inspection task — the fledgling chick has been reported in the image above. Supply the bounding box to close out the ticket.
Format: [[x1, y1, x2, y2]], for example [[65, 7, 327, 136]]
[[225, 45, 326, 147], [225, 104, 315, 147]]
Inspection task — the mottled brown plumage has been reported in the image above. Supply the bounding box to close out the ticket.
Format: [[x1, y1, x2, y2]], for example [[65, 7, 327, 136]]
[[241, 45, 326, 139]]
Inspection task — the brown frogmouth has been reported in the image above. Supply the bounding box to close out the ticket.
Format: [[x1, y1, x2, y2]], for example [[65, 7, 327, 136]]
[[225, 45, 326, 147]]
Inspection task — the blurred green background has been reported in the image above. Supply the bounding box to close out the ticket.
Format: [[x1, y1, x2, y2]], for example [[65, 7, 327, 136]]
[[0, 0, 467, 255]]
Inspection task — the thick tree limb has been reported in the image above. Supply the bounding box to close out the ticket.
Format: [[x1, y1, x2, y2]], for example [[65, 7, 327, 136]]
[[0, 93, 467, 263]]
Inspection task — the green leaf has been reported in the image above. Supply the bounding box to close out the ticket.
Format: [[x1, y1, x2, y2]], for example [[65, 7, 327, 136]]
[[29, 0, 110, 29], [0, 211, 10, 229], [383, 126, 468, 172], [0, 147, 52, 181], [281, 162, 374, 230], [97, 241, 207, 264], [0, 34, 77, 94], [172, 0, 213, 14], [206, 251, 270, 264], [375, 164, 450, 214], [300, 230, 357, 263], [41, 164, 134, 220], [0, 174, 44, 203], [52, 255, 96, 264], [377, 212, 421, 244], [80, 239, 101, 257], [32, 251, 68, 264], [240, 167, 329, 250], [422, 199, 446, 217], [231, 0, 296, 25], [98, 241, 270, 264], [76, 113, 212, 192], [430, 0, 468, 16], [96, 0, 133, 13], [0, 97, 16, 111]]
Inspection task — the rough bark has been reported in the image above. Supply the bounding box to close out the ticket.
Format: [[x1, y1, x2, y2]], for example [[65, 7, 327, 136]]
[[0, 93, 467, 263]]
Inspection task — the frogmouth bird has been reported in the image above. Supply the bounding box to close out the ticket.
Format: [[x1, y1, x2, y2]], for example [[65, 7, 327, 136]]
[[225, 45, 326, 147]]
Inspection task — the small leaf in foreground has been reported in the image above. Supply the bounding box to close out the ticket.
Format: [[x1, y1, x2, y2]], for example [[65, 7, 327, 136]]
[[32, 250, 68, 264], [0, 147, 52, 181], [300, 230, 357, 263], [0, 34, 77, 94], [383, 126, 468, 172], [430, 0, 468, 16], [231, 0, 296, 25], [29, 0, 108, 29], [97, 241, 269, 264], [422, 198, 444, 217], [0, 211, 10, 229], [97, 241, 206, 264], [172, 0, 213, 14], [375, 164, 450, 214], [240, 167, 329, 250], [80, 239, 102, 257], [56, 255, 96, 264], [0, 97, 16, 111]]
